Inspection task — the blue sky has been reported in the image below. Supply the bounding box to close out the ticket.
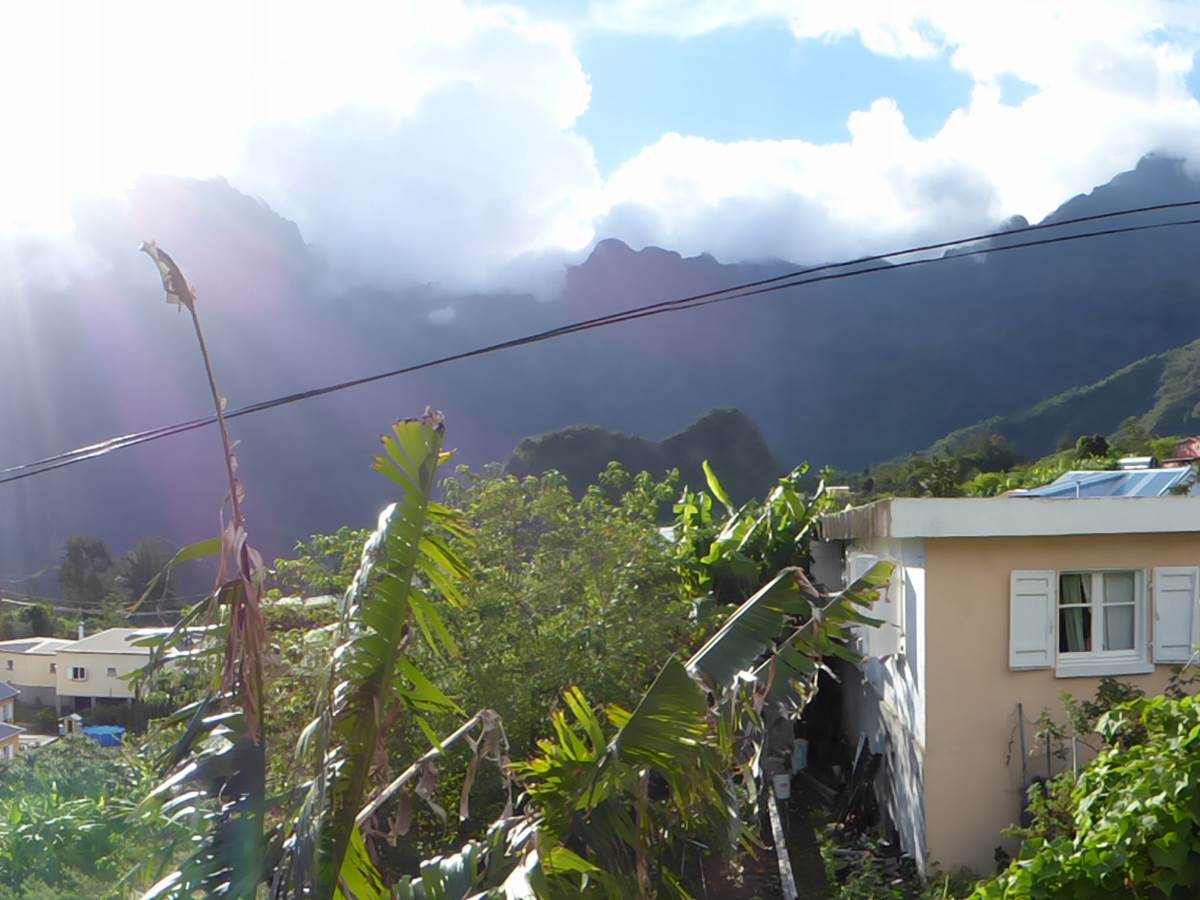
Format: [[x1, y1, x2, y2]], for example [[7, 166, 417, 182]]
[[577, 23, 975, 172]]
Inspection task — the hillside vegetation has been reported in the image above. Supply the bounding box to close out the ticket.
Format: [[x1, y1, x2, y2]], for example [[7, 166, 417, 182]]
[[506, 407, 780, 504], [927, 338, 1200, 461]]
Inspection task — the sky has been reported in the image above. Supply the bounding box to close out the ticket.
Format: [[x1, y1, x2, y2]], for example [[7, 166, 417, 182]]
[[3, 0, 1200, 290]]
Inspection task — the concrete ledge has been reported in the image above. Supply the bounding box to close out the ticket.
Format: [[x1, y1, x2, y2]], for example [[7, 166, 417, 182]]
[[820, 497, 1200, 541]]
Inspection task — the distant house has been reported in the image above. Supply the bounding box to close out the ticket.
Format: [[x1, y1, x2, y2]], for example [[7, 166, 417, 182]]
[[815, 483, 1200, 874], [54, 628, 153, 714], [0, 682, 24, 759], [1163, 437, 1200, 468], [0, 637, 74, 707]]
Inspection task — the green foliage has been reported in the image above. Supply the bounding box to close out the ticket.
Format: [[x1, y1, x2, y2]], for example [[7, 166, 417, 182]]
[[0, 603, 74, 641], [272, 526, 371, 597], [673, 462, 837, 603], [438, 463, 694, 761], [1073, 434, 1109, 459], [1061, 677, 1146, 744], [1110, 415, 1156, 455], [277, 415, 470, 895], [0, 739, 192, 897], [961, 453, 1117, 497], [976, 694, 1200, 898]]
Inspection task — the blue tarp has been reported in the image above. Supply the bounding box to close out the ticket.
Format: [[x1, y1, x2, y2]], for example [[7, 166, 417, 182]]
[[81, 725, 125, 747]]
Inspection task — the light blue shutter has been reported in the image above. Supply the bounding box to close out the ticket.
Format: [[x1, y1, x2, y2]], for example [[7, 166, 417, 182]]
[[1010, 570, 1055, 670], [1154, 567, 1199, 663]]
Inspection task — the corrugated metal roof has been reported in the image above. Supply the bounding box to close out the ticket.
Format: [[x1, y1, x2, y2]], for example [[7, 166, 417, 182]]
[[58, 628, 152, 655], [0, 682, 19, 701], [1016, 468, 1193, 498], [0, 722, 24, 741], [0, 637, 75, 655]]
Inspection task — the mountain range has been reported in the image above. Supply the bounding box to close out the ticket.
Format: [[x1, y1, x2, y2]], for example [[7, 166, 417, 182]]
[[4, 154, 1200, 580]]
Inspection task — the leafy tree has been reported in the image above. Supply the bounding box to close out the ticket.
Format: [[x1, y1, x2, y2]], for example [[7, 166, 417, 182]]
[[19, 604, 54, 636], [1073, 434, 1109, 459], [58, 537, 114, 608], [272, 526, 370, 597], [438, 463, 695, 759], [115, 538, 177, 606]]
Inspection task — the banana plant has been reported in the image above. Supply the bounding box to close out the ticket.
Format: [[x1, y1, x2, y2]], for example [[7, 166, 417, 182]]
[[419, 562, 895, 898], [272, 412, 477, 897]]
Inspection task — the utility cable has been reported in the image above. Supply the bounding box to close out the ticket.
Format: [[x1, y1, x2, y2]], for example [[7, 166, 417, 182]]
[[3, 204, 1200, 487]]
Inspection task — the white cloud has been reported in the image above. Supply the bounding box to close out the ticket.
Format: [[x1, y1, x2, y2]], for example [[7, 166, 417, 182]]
[[0, 0, 599, 288], [3, 0, 1200, 289], [587, 0, 1200, 263]]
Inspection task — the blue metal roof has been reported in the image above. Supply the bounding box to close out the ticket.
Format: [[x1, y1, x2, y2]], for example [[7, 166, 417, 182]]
[[1017, 468, 1193, 498]]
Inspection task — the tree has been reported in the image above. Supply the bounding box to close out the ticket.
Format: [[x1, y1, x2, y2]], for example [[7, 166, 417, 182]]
[[58, 537, 113, 608], [439, 464, 695, 759], [115, 538, 177, 607], [1074, 433, 1109, 459], [20, 604, 54, 637]]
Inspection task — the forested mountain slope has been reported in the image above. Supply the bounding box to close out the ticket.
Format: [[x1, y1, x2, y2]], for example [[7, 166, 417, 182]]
[[4, 154, 1200, 575], [930, 338, 1200, 459]]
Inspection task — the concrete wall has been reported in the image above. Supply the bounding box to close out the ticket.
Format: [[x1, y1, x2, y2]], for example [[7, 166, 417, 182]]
[[923, 533, 1198, 874], [13, 684, 56, 707], [55, 652, 145, 701], [0, 649, 57, 691], [839, 538, 928, 870]]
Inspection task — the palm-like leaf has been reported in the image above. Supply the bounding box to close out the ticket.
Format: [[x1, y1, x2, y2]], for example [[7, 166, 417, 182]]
[[687, 562, 892, 691], [278, 412, 473, 896]]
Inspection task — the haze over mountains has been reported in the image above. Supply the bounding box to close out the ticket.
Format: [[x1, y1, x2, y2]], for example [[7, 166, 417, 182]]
[[3, 153, 1200, 579]]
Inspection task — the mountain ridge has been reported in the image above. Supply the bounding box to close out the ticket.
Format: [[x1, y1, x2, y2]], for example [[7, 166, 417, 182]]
[[5, 154, 1200, 575]]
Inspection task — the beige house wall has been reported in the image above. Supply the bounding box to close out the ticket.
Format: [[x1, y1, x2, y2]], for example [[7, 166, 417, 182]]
[[55, 652, 146, 700], [0, 649, 57, 690], [924, 533, 1198, 873]]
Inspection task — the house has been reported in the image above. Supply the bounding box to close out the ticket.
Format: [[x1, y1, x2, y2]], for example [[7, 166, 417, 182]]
[[0, 637, 74, 707], [815, 484, 1200, 874], [54, 628, 153, 713], [1163, 436, 1200, 468], [0, 682, 25, 759]]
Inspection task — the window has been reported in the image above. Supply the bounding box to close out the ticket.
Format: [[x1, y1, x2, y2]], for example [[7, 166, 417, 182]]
[[1010, 568, 1154, 677], [49, 663, 56, 674], [1056, 570, 1149, 676], [70, 666, 86, 681], [1059, 572, 1136, 653], [106, 667, 117, 677]]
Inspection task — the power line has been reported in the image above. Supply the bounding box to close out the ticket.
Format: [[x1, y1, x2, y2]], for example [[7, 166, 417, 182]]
[[9, 198, 1195, 479], [3, 202, 1200, 487]]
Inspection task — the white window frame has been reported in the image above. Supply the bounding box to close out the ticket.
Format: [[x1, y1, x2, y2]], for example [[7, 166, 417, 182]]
[[1056, 569, 1153, 678], [70, 666, 87, 682]]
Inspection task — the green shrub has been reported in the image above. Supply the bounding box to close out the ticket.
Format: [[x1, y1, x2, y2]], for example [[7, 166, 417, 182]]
[[976, 694, 1200, 898]]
